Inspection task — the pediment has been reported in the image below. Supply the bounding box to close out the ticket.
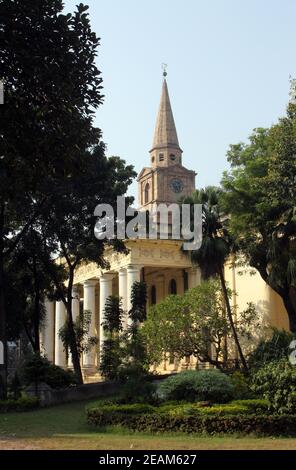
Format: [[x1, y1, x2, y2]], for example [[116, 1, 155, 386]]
[[137, 167, 153, 181]]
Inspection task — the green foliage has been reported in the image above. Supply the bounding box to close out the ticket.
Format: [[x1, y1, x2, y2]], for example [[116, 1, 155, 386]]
[[99, 296, 124, 381], [59, 309, 98, 360], [99, 338, 122, 381], [158, 370, 234, 403], [20, 354, 77, 390], [221, 110, 296, 330], [251, 359, 296, 413], [119, 378, 158, 405], [230, 371, 254, 399], [117, 282, 149, 380], [102, 296, 124, 334], [181, 186, 249, 370], [8, 372, 22, 400], [88, 403, 156, 416], [230, 399, 269, 414], [0, 396, 39, 413], [87, 405, 296, 436], [129, 281, 147, 323], [248, 329, 296, 368], [143, 279, 257, 369], [182, 187, 231, 278]]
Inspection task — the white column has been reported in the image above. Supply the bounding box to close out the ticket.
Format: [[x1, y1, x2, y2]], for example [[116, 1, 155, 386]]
[[99, 273, 114, 354], [40, 300, 55, 362], [55, 301, 67, 367], [82, 280, 98, 369], [126, 265, 141, 325], [187, 267, 201, 289], [118, 268, 128, 328], [68, 286, 80, 368]]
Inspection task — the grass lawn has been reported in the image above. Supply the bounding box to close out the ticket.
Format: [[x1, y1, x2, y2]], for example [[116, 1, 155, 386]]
[[1, 399, 296, 450]]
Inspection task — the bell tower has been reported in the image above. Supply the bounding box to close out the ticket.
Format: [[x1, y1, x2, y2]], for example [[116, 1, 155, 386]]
[[138, 70, 196, 210]]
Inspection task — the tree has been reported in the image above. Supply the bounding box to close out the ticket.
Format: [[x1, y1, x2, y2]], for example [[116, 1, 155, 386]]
[[221, 102, 296, 331], [7, 228, 55, 352], [0, 0, 104, 396], [182, 187, 248, 370], [129, 281, 147, 324], [59, 309, 98, 365], [142, 279, 257, 369], [125, 281, 148, 373], [99, 296, 123, 380], [37, 150, 135, 384]]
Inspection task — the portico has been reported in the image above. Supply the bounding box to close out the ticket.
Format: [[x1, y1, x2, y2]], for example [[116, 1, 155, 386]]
[[40, 238, 200, 378]]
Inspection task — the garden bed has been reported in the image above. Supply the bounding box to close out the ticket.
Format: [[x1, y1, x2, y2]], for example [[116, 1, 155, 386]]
[[86, 400, 296, 436]]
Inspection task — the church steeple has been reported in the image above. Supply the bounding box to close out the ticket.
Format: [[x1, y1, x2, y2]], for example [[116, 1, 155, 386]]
[[150, 73, 182, 168], [137, 70, 195, 209]]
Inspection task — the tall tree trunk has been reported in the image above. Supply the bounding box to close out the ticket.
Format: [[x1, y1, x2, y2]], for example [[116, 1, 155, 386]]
[[218, 266, 248, 371], [32, 254, 40, 353], [65, 302, 83, 384], [65, 271, 83, 384], [0, 251, 7, 399], [0, 206, 7, 399]]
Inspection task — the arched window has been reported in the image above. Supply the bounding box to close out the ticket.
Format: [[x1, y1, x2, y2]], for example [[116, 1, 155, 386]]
[[151, 285, 157, 305], [169, 279, 177, 295], [144, 183, 150, 204], [159, 153, 164, 162], [170, 154, 176, 161]]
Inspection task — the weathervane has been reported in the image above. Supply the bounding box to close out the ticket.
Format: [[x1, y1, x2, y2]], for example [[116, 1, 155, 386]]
[[162, 63, 168, 78]]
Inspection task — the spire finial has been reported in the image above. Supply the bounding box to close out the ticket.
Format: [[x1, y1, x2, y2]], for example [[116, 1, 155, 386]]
[[162, 63, 168, 78]]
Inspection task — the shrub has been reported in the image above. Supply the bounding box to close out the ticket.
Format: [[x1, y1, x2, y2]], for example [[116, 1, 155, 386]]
[[41, 364, 77, 390], [230, 372, 254, 399], [87, 407, 296, 436], [20, 354, 77, 390], [8, 372, 22, 400], [230, 399, 269, 414], [0, 396, 39, 413], [158, 370, 234, 403], [87, 403, 156, 416], [248, 329, 296, 369], [119, 378, 158, 405], [251, 359, 296, 413]]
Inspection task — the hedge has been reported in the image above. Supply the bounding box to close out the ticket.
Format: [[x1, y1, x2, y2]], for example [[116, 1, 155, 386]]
[[0, 396, 39, 413], [86, 408, 296, 436]]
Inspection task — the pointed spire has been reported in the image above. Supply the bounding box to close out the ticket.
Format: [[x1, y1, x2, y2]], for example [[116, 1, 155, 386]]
[[151, 77, 181, 152]]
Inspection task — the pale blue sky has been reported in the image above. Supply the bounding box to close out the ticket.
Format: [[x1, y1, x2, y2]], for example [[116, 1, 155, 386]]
[[64, 0, 296, 199]]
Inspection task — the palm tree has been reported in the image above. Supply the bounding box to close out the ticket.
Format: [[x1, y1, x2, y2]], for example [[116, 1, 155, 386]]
[[182, 186, 248, 370]]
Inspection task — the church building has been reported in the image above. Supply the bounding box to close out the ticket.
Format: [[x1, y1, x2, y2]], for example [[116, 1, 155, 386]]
[[40, 74, 290, 380]]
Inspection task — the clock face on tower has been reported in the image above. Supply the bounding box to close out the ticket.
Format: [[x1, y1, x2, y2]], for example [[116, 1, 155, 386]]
[[170, 178, 184, 193]]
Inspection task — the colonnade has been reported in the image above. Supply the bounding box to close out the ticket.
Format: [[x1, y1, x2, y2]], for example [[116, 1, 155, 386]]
[[40, 265, 141, 371], [40, 265, 199, 373]]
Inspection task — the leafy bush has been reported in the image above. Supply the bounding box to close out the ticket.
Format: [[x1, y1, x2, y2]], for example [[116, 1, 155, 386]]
[[0, 396, 39, 413], [248, 329, 296, 368], [230, 399, 269, 414], [8, 372, 22, 400], [230, 372, 254, 399], [87, 407, 296, 436], [158, 370, 234, 403], [119, 378, 158, 405], [87, 403, 156, 416], [20, 354, 78, 390], [251, 359, 296, 413]]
